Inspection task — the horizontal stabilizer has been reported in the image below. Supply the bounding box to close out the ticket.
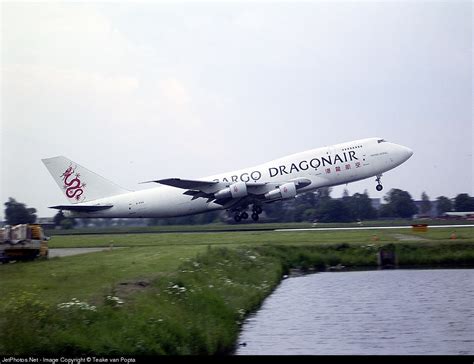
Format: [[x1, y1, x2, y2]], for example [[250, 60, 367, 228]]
[[49, 205, 113, 212]]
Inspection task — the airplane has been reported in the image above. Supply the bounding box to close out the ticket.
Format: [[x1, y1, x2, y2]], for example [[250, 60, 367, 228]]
[[42, 137, 413, 222]]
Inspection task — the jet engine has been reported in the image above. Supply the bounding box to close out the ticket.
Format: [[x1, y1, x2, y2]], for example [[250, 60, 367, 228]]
[[264, 182, 297, 200], [214, 182, 248, 200]]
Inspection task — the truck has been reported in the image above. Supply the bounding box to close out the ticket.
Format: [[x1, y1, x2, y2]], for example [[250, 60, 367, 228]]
[[0, 224, 49, 263]]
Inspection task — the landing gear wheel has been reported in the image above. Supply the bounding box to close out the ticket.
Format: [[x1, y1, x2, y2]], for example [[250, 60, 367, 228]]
[[234, 214, 242, 222], [251, 213, 259, 222], [254, 206, 263, 215], [241, 212, 249, 220], [375, 175, 383, 191]]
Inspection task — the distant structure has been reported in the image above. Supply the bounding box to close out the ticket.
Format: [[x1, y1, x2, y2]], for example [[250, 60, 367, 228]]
[[36, 217, 55, 229], [414, 200, 438, 218], [0, 218, 55, 229], [370, 198, 381, 210], [444, 212, 474, 220]]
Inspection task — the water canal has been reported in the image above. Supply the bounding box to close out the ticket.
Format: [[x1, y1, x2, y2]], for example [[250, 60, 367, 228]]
[[236, 269, 474, 355]]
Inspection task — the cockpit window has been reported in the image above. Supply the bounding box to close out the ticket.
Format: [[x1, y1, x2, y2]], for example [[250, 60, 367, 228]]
[[377, 139, 387, 143]]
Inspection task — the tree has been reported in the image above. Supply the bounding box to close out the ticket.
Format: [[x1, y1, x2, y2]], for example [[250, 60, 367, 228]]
[[454, 193, 474, 212], [291, 191, 320, 222], [419, 192, 432, 216], [53, 211, 66, 226], [4, 198, 37, 225], [316, 199, 352, 223], [436, 196, 453, 216], [380, 189, 417, 218], [60, 218, 76, 230], [316, 187, 332, 200], [301, 208, 318, 222], [342, 188, 350, 199], [53, 210, 77, 229], [346, 192, 378, 220]]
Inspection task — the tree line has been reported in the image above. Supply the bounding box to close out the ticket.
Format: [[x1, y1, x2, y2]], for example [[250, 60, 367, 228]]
[[3, 191, 474, 227]]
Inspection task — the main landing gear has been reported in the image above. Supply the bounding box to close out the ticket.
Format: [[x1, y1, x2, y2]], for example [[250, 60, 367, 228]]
[[375, 175, 383, 191], [233, 212, 247, 222], [251, 205, 263, 222], [233, 205, 263, 223]]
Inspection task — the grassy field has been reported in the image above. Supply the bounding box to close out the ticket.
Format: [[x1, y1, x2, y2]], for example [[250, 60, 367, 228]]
[[44, 219, 474, 236], [1, 226, 473, 355], [46, 225, 474, 248]]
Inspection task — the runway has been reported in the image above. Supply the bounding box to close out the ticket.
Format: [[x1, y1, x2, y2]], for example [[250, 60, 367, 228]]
[[49, 224, 474, 237], [274, 224, 474, 232]]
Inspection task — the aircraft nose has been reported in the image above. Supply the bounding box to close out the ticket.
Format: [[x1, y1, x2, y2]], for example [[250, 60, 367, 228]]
[[399, 145, 413, 161]]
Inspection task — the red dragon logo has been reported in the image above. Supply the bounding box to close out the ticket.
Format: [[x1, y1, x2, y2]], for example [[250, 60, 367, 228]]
[[61, 164, 86, 201]]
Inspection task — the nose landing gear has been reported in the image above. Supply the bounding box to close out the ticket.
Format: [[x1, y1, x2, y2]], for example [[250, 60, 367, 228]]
[[375, 175, 383, 191]]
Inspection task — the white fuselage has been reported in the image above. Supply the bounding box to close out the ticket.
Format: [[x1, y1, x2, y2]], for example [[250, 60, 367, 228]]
[[68, 137, 413, 218]]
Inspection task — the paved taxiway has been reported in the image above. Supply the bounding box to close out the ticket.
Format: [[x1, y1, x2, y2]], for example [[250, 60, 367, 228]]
[[48, 247, 121, 258]]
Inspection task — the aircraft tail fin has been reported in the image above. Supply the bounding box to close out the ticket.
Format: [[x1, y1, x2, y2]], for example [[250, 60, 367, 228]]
[[42, 156, 129, 204]]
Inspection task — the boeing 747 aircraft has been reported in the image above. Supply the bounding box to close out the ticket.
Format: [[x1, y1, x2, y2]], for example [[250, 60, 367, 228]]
[[42, 137, 413, 222]]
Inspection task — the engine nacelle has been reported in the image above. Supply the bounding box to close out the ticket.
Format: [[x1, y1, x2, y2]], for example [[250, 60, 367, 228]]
[[265, 182, 297, 200], [214, 182, 248, 200]]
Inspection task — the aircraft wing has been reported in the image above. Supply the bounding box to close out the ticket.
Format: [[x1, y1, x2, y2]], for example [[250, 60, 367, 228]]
[[144, 178, 272, 194], [49, 205, 113, 212], [144, 177, 311, 204], [142, 178, 224, 194]]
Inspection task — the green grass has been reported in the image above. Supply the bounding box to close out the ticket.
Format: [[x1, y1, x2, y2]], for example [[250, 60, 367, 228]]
[[1, 226, 474, 355], [0, 245, 206, 310], [0, 247, 282, 355], [47, 227, 474, 249]]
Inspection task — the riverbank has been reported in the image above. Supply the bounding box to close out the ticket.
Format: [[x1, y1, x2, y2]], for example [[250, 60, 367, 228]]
[[1, 229, 473, 355], [0, 246, 283, 355]]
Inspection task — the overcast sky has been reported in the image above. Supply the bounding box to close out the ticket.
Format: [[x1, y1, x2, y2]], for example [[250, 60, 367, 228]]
[[1, 1, 472, 219]]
